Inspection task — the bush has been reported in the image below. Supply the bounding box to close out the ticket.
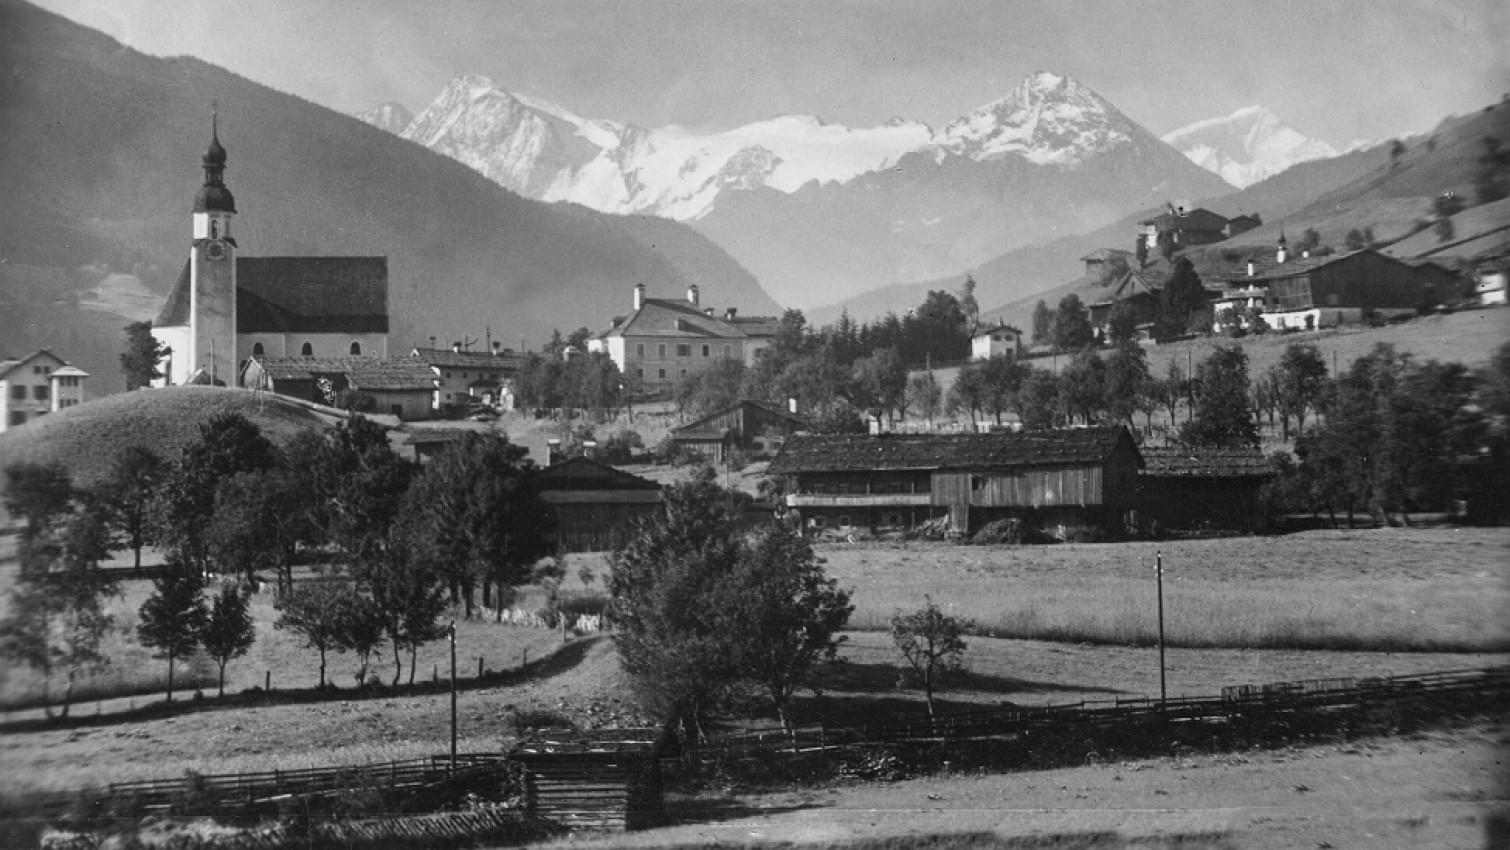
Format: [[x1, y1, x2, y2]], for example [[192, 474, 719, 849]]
[[604, 429, 644, 463], [555, 592, 610, 619]]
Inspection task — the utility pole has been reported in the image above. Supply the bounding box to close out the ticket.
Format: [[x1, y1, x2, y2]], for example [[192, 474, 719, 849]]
[[1156, 551, 1167, 711], [449, 621, 457, 772]]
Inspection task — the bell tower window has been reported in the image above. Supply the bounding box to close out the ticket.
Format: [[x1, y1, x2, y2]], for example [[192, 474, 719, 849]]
[[349, 341, 362, 355], [252, 342, 264, 356], [301, 342, 313, 356], [209, 220, 219, 239]]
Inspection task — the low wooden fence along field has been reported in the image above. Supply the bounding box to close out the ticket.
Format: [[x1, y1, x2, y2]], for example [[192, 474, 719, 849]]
[[12, 665, 1509, 844], [693, 665, 1510, 766]]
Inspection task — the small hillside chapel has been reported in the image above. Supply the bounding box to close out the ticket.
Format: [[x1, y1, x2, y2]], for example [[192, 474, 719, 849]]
[[151, 118, 391, 387]]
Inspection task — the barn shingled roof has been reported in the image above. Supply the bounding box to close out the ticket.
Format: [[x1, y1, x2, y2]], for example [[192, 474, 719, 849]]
[[1139, 447, 1273, 478], [767, 426, 1139, 474], [248, 355, 435, 391]]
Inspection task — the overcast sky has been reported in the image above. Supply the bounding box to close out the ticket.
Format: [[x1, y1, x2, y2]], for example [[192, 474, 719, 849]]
[[33, 0, 1510, 147]]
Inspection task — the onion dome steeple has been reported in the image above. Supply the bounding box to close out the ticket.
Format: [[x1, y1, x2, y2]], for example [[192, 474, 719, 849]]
[[193, 107, 236, 214]]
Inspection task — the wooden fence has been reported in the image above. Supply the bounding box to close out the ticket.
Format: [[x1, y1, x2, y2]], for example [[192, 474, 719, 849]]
[[693, 665, 1510, 765], [12, 665, 1508, 837]]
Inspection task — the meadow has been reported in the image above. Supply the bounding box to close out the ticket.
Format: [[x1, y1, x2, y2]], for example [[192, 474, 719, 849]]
[[816, 525, 1510, 652]]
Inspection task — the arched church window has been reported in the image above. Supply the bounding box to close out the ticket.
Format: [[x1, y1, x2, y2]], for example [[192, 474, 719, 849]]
[[301, 342, 313, 356], [210, 220, 219, 239], [252, 342, 264, 356], [350, 341, 362, 355]]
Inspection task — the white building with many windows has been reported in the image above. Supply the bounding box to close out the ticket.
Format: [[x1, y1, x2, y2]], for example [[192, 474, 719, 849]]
[[0, 350, 89, 432], [588, 284, 778, 394]]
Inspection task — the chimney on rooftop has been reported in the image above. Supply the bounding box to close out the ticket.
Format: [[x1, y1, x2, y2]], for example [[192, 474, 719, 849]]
[[687, 284, 699, 306], [725, 307, 737, 321], [1247, 260, 1255, 277], [491, 341, 501, 356], [633, 283, 646, 311], [704, 307, 714, 318], [452, 342, 461, 353]]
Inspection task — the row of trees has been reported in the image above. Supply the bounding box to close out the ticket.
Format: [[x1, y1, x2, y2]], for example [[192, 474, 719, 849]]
[[1, 413, 559, 710], [1267, 341, 1510, 525]]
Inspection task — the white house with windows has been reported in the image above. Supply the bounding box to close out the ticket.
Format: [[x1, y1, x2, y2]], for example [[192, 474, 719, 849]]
[[587, 284, 778, 394], [971, 323, 1023, 361], [0, 350, 89, 432]]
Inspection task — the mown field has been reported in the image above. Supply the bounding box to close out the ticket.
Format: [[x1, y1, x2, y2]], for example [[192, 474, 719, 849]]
[[813, 525, 1510, 652]]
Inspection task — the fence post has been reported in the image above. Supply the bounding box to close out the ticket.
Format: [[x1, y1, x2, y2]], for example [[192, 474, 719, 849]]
[[265, 670, 270, 692], [478, 656, 484, 679]]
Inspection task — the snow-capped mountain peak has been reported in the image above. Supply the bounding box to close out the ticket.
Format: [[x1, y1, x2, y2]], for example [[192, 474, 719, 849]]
[[935, 71, 1134, 165], [1162, 105, 1338, 187]]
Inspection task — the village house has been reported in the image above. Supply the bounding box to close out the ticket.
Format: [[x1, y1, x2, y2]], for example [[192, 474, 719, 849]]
[[970, 323, 1024, 361], [0, 350, 89, 432], [1138, 207, 1232, 254], [1136, 447, 1274, 534], [1208, 239, 1433, 331], [534, 456, 664, 552], [669, 399, 808, 464], [241, 355, 436, 419], [410, 343, 522, 411], [767, 426, 1143, 540], [587, 284, 779, 395], [152, 119, 393, 386]]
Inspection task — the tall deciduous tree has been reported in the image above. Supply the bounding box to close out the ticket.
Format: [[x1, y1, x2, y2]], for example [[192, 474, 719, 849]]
[[1031, 300, 1054, 347], [400, 433, 553, 617], [719, 523, 852, 731], [1179, 345, 1259, 448], [1156, 258, 1208, 341], [1275, 343, 1328, 439], [137, 569, 208, 701], [274, 577, 352, 688], [201, 583, 255, 696], [93, 445, 164, 572], [907, 371, 942, 425], [155, 413, 279, 572], [609, 474, 749, 737]]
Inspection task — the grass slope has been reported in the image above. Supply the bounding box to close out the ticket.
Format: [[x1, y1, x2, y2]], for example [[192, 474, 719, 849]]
[[0, 386, 328, 493]]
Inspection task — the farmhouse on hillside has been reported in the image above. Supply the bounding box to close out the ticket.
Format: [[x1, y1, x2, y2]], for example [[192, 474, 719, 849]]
[[587, 284, 779, 395], [669, 399, 808, 464], [0, 350, 89, 432], [767, 426, 1143, 540], [1136, 447, 1275, 534], [1208, 240, 1434, 331], [534, 456, 664, 552], [1138, 207, 1234, 253]]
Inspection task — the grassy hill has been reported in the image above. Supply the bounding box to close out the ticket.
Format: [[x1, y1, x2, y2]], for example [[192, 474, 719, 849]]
[[0, 0, 775, 398], [0, 386, 330, 496]]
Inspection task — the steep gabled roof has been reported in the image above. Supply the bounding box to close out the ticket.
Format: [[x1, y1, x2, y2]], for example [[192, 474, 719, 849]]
[[411, 347, 522, 372], [767, 426, 1140, 474], [1139, 447, 1273, 478], [247, 355, 435, 391], [0, 349, 67, 380], [534, 456, 662, 492], [671, 400, 808, 437], [600, 298, 745, 340], [974, 322, 1023, 338], [1140, 208, 1229, 233], [154, 256, 390, 333], [238, 257, 388, 334]]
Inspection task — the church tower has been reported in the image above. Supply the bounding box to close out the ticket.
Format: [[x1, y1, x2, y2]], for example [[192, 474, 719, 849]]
[[184, 111, 238, 384]]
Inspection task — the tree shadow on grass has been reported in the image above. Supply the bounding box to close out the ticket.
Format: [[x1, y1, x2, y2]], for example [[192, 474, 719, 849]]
[[778, 660, 1131, 729], [0, 636, 606, 734], [661, 794, 824, 827]]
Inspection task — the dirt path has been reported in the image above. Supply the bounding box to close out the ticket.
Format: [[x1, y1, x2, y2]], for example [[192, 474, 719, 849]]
[[545, 726, 1508, 849]]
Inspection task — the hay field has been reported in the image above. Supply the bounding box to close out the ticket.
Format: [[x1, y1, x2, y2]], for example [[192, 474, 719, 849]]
[[817, 526, 1509, 652]]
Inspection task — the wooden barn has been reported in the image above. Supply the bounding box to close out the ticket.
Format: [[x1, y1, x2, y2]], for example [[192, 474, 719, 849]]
[[669, 400, 808, 464], [534, 457, 663, 552], [1137, 447, 1274, 533], [767, 426, 1143, 539], [510, 729, 667, 832]]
